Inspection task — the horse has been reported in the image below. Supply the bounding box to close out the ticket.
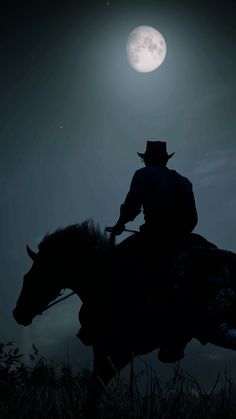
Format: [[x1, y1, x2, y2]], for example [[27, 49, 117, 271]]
[[13, 219, 236, 390]]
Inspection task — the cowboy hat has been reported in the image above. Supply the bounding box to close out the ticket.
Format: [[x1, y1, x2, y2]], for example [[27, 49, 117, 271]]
[[137, 140, 175, 160]]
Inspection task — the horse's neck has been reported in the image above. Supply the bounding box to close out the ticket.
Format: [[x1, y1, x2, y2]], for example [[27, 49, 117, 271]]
[[62, 249, 100, 302]]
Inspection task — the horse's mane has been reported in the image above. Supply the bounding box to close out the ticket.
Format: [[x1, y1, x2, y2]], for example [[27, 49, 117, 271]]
[[38, 219, 111, 255]]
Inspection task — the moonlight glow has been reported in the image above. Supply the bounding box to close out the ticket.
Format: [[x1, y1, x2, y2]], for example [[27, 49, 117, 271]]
[[126, 26, 167, 73]]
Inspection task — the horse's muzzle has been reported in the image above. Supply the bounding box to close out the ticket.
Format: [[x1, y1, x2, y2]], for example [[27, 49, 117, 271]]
[[12, 308, 32, 326]]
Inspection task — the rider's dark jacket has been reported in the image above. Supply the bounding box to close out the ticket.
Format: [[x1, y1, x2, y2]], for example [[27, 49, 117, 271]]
[[118, 165, 198, 235]]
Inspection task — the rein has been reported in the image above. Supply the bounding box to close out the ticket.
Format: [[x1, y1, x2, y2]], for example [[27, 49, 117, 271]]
[[42, 227, 138, 313], [105, 227, 139, 234], [43, 291, 76, 312], [123, 228, 139, 234]]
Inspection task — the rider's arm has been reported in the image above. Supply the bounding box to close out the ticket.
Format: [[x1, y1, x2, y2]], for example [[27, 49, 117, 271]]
[[117, 170, 143, 225]]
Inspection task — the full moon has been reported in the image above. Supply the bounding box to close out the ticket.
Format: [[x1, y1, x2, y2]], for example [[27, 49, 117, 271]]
[[126, 26, 167, 73]]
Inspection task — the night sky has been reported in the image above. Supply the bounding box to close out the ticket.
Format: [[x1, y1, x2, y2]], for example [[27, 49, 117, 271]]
[[1, 0, 236, 385]]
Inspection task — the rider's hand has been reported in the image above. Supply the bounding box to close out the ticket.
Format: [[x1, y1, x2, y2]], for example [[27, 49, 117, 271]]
[[111, 222, 125, 236]]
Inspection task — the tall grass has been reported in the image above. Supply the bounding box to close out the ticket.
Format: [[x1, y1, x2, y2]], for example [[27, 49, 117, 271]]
[[0, 342, 236, 419]]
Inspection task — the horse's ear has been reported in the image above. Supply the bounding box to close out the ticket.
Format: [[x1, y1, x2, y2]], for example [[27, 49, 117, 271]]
[[26, 245, 37, 261]]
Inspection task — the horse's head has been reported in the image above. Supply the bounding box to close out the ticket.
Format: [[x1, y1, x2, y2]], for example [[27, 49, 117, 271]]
[[13, 221, 111, 326], [13, 245, 63, 326]]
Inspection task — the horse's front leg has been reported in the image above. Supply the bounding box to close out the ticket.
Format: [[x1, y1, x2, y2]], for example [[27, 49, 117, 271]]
[[83, 343, 133, 417], [92, 343, 133, 387]]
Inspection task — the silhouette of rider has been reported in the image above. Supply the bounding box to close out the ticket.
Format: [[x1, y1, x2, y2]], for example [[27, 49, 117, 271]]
[[109, 140, 199, 362], [78, 141, 233, 361], [111, 140, 198, 242]]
